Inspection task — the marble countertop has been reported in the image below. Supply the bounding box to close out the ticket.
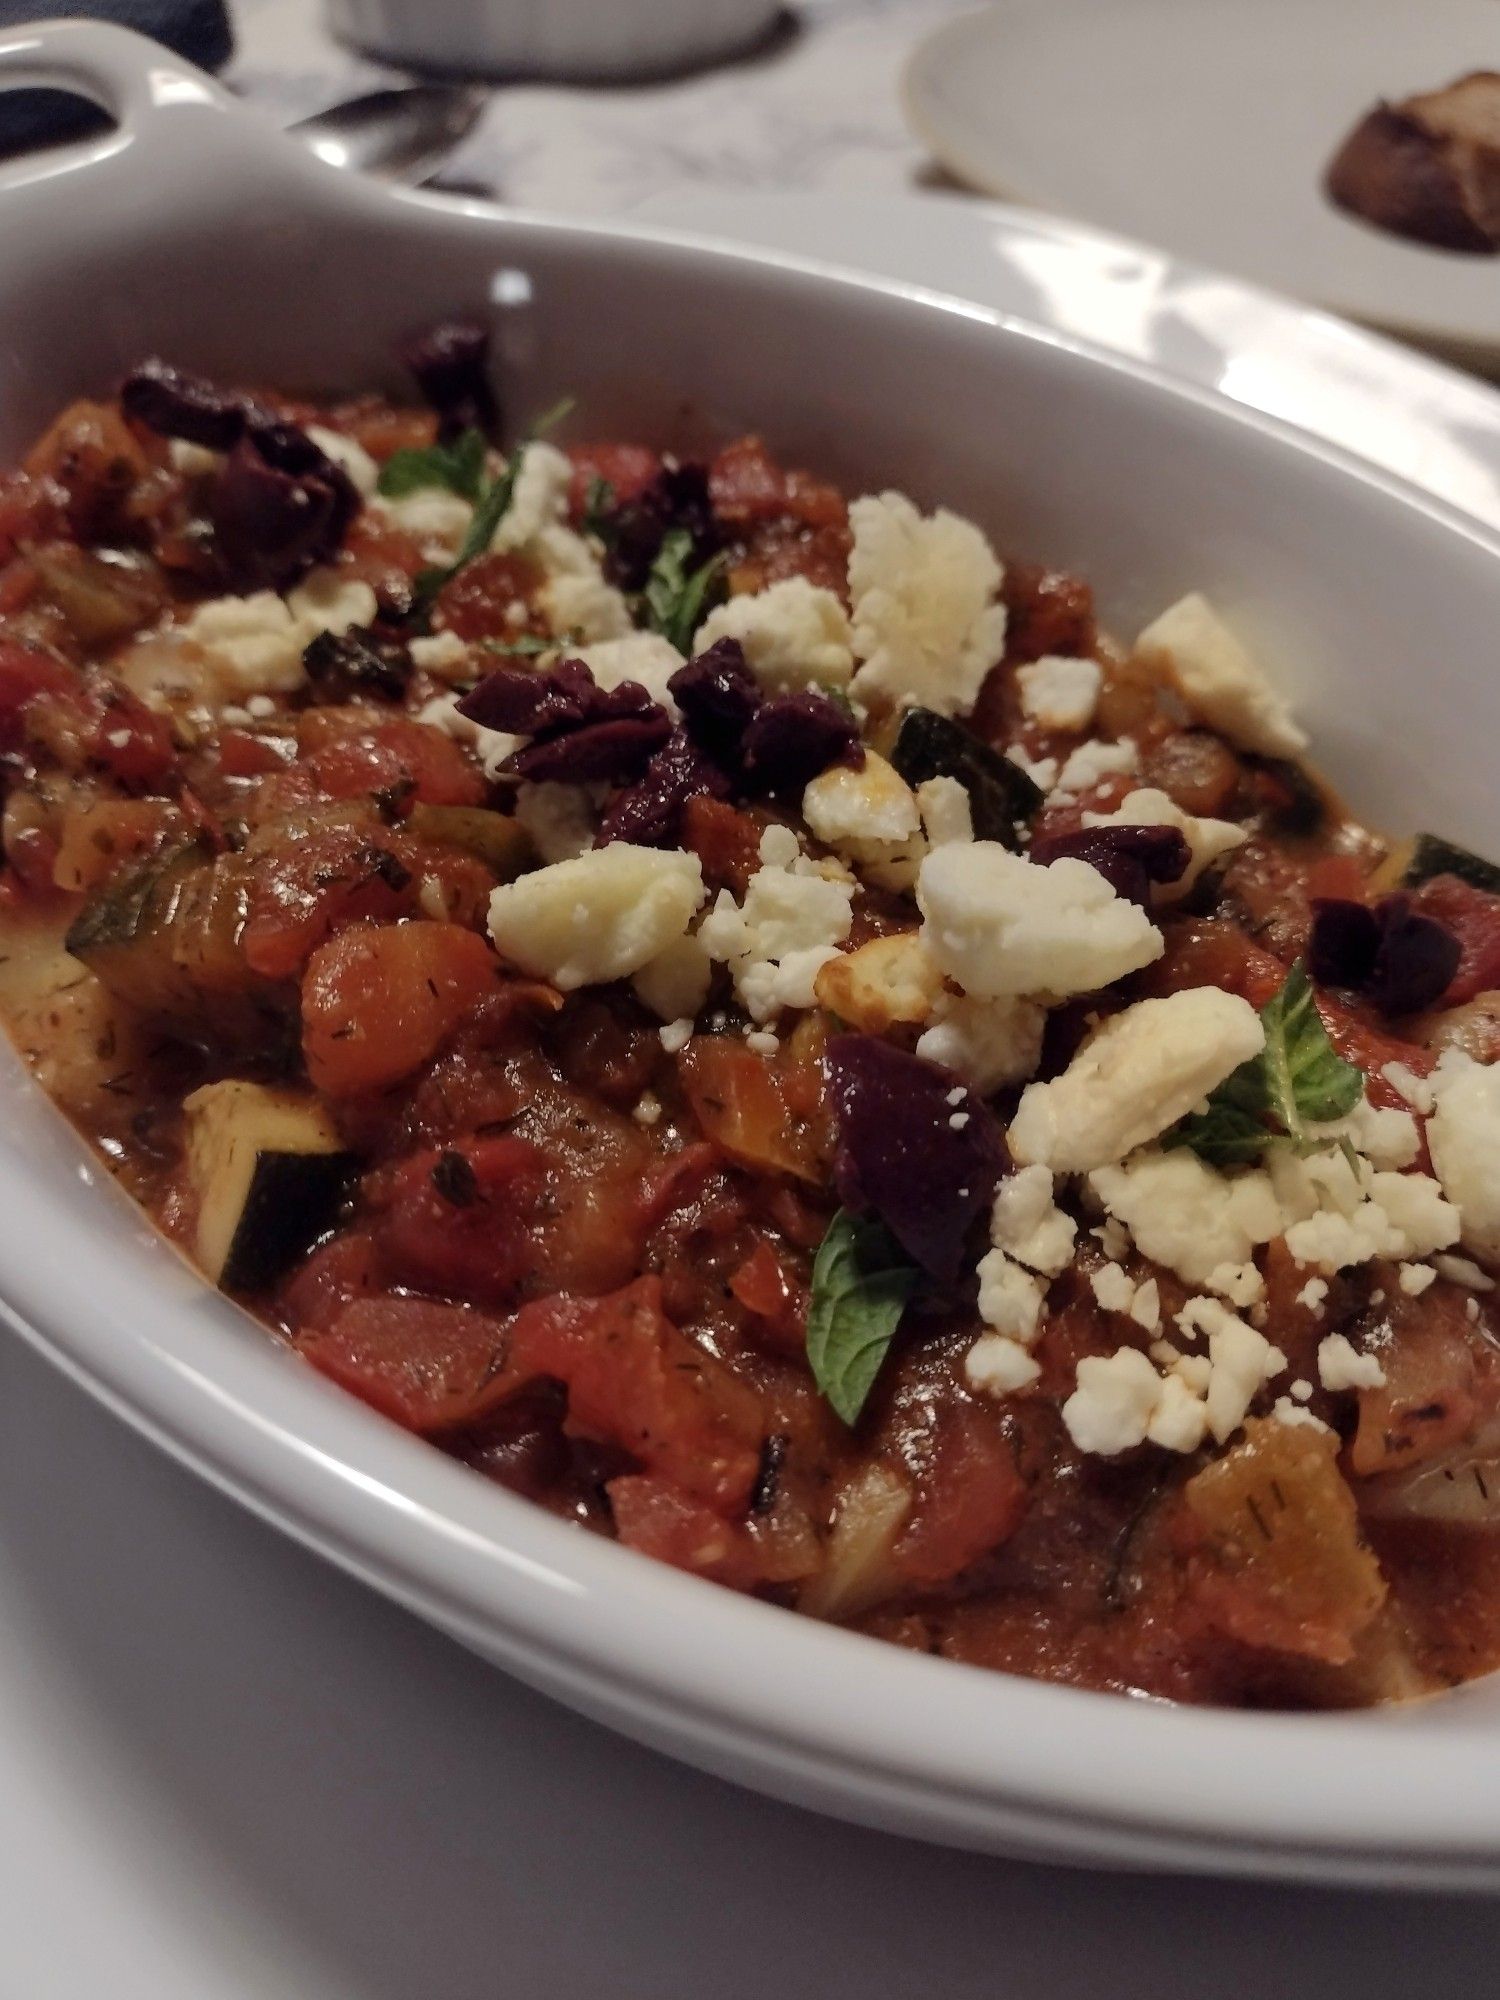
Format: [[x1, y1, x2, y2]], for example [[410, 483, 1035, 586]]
[[229, 0, 966, 213]]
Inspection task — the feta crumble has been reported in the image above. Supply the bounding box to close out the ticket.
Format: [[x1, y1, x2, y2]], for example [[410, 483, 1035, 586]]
[[847, 491, 1006, 716], [695, 576, 855, 693], [1317, 1333, 1387, 1392], [1427, 1052, 1500, 1265], [965, 1332, 1041, 1397], [698, 827, 854, 1022], [1016, 655, 1102, 732], [917, 841, 1162, 1000], [487, 846, 705, 991], [1132, 592, 1307, 758], [990, 1165, 1077, 1276], [1008, 988, 1265, 1173], [1082, 786, 1246, 899], [914, 993, 1046, 1093]]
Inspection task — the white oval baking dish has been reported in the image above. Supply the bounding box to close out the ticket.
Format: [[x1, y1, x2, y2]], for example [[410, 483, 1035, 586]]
[[3, 17, 1500, 1891]]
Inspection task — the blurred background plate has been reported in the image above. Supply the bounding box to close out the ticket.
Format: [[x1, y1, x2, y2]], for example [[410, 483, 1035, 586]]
[[636, 187, 1500, 528], [901, 0, 1500, 369]]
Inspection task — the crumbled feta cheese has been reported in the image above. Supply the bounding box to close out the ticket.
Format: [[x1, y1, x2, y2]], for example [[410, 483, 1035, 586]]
[[540, 560, 636, 644], [1009, 988, 1264, 1173], [1178, 1296, 1286, 1441], [698, 827, 854, 1022], [632, 1092, 662, 1127], [814, 932, 947, 1033], [917, 842, 1162, 1000], [745, 1028, 780, 1056], [804, 752, 924, 852], [1130, 1277, 1161, 1332], [418, 692, 522, 781], [1201, 1262, 1263, 1309], [1321, 1098, 1422, 1172], [513, 782, 595, 863], [1382, 1060, 1436, 1115], [915, 776, 973, 847], [575, 631, 685, 717], [1273, 1398, 1331, 1434], [1062, 1347, 1164, 1455], [1296, 1276, 1329, 1313], [847, 491, 1006, 716], [1399, 1262, 1437, 1296], [372, 486, 474, 558], [1089, 1149, 1285, 1289], [964, 1332, 1041, 1397], [219, 705, 252, 728], [991, 1165, 1077, 1276], [695, 576, 855, 693], [949, 1111, 970, 1129], [1053, 737, 1138, 798], [1082, 787, 1246, 899], [1427, 1052, 1500, 1264], [1133, 593, 1307, 757], [409, 630, 474, 682], [491, 440, 571, 552], [1016, 654, 1103, 732], [306, 423, 379, 499], [1149, 1372, 1212, 1453], [659, 1017, 694, 1055], [1093, 1218, 1130, 1262], [914, 993, 1046, 1093], [633, 931, 713, 1022], [1090, 1263, 1137, 1314], [1291, 1378, 1313, 1401], [1005, 744, 1059, 794], [1318, 1333, 1386, 1392], [1282, 1168, 1459, 1271], [246, 693, 275, 719], [286, 568, 379, 641], [418, 875, 450, 921], [487, 846, 705, 990], [1435, 1252, 1496, 1292], [975, 1249, 1047, 1344], [180, 592, 309, 695]]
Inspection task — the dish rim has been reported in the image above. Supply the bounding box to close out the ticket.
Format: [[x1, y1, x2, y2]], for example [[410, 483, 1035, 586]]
[[5, 18, 1500, 1888]]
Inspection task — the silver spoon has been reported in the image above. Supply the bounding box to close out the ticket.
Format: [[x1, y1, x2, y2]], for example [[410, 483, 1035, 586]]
[[289, 84, 490, 185]]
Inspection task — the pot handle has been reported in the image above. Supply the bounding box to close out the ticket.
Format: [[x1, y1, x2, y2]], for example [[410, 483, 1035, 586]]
[[0, 17, 241, 195]]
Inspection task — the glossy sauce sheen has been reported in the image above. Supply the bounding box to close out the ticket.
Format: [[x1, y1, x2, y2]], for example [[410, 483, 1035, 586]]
[[2, 382, 1500, 1711]]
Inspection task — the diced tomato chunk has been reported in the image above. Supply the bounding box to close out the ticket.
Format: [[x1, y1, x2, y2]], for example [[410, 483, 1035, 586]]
[[302, 920, 497, 1096], [607, 1474, 766, 1589], [279, 1227, 381, 1333], [241, 826, 420, 977], [680, 1037, 824, 1183], [299, 1296, 515, 1433], [376, 1133, 548, 1309], [509, 1277, 763, 1510], [708, 435, 846, 530], [0, 642, 76, 751], [302, 715, 486, 810], [728, 1240, 808, 1356], [681, 794, 763, 895], [1412, 874, 1500, 1006], [432, 551, 543, 642], [566, 442, 661, 515], [892, 1403, 1028, 1586]]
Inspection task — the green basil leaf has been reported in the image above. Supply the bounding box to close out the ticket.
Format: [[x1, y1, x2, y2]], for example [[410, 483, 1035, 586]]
[[377, 426, 487, 501], [409, 395, 575, 620], [1164, 959, 1364, 1165], [581, 474, 617, 543], [640, 526, 727, 655], [806, 1208, 920, 1426]]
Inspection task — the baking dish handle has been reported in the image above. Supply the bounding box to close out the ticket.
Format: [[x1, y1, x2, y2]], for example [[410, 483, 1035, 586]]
[[0, 17, 241, 196]]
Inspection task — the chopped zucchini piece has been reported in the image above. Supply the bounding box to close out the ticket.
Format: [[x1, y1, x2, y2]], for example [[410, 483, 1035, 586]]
[[1254, 756, 1327, 837], [65, 844, 269, 1032], [888, 707, 1043, 848], [183, 1079, 354, 1293], [1403, 833, 1500, 896], [405, 804, 535, 880]]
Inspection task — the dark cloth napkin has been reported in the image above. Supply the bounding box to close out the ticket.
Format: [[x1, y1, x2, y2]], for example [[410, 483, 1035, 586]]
[[0, 0, 233, 155]]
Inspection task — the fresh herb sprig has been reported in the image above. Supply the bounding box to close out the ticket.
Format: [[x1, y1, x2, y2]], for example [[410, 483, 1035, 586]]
[[639, 526, 727, 655], [377, 426, 487, 502], [409, 395, 575, 619], [1165, 961, 1364, 1168], [805, 1208, 920, 1426]]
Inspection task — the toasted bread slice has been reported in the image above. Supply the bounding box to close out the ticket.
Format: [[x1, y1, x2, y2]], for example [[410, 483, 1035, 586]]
[[1326, 70, 1500, 253]]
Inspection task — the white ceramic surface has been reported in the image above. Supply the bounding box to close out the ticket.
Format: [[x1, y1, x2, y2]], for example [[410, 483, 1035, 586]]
[[903, 0, 1500, 365], [5, 18, 1500, 1890], [636, 188, 1500, 533], [324, 0, 782, 83]]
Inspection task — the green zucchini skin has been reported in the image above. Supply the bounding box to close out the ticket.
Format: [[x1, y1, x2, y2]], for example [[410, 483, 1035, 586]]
[[184, 1080, 355, 1295], [1403, 833, 1500, 896], [221, 1149, 355, 1294], [888, 708, 1043, 848]]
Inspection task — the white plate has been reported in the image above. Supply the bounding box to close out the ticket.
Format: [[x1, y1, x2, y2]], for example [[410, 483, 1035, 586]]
[[8, 20, 1500, 1892], [903, 0, 1500, 365], [636, 187, 1500, 532]]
